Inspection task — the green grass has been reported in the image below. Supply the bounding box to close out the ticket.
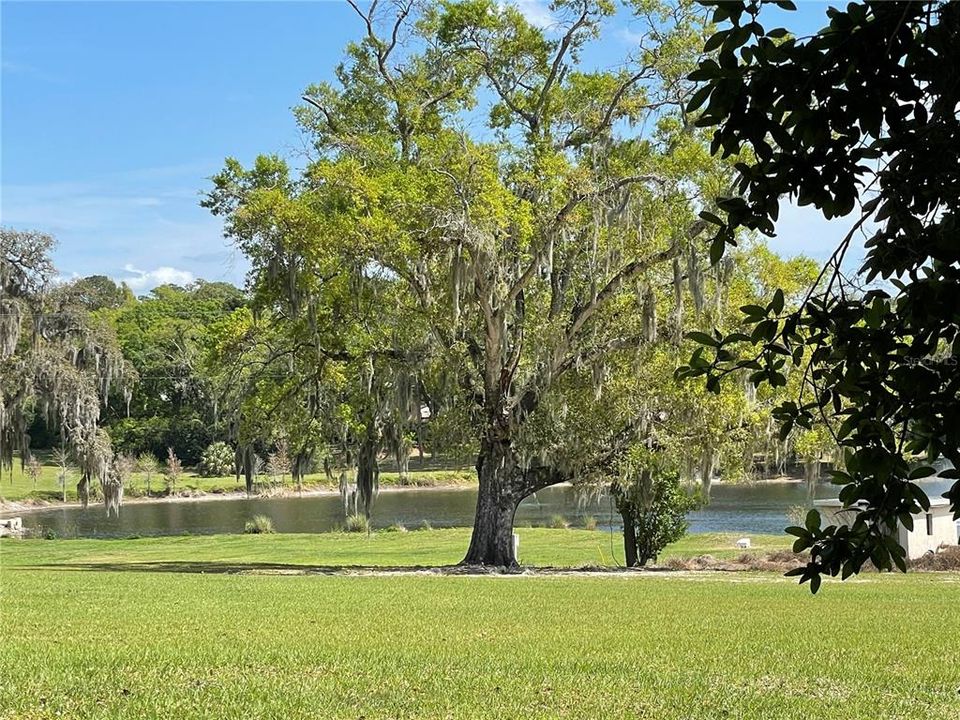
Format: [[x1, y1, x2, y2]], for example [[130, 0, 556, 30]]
[[0, 529, 790, 569], [0, 454, 475, 504], [1, 533, 958, 719]]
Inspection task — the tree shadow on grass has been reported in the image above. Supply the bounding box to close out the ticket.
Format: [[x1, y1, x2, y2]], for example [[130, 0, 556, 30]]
[[21, 561, 654, 576], [22, 561, 460, 575]]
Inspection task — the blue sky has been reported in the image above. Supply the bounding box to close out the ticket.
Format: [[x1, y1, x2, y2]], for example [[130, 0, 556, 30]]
[[2, 0, 847, 292]]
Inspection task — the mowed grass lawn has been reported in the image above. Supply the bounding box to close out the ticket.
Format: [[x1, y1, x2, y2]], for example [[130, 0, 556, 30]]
[[2, 532, 959, 719]]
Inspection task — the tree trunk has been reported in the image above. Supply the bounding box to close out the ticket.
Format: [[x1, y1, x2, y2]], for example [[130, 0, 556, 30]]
[[356, 435, 380, 519], [804, 457, 819, 502], [699, 449, 715, 501], [620, 507, 639, 567], [242, 446, 254, 496], [462, 437, 522, 567], [77, 475, 90, 509], [395, 441, 410, 485], [293, 451, 310, 496]]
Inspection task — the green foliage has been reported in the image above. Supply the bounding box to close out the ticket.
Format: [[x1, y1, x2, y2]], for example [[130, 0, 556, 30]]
[[104, 281, 245, 464], [548, 514, 569, 530], [682, 0, 960, 590], [199, 441, 235, 478], [615, 469, 701, 567], [243, 515, 275, 534]]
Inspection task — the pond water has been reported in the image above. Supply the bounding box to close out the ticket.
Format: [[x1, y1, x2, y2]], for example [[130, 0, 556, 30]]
[[7, 477, 955, 540]]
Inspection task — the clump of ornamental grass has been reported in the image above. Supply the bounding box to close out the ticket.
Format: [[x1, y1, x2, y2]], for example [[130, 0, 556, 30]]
[[549, 514, 569, 529], [344, 514, 370, 533], [583, 515, 598, 531], [244, 515, 275, 534]]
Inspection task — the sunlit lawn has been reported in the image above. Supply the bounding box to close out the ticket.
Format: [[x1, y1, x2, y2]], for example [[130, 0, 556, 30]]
[[2, 531, 959, 719]]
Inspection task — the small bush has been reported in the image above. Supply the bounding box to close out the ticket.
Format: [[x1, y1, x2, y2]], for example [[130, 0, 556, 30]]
[[43, 527, 58, 540], [383, 523, 407, 533], [199, 442, 235, 478], [244, 515, 275, 534], [344, 514, 370, 533], [549, 514, 569, 529], [419, 520, 433, 531], [583, 515, 598, 531]]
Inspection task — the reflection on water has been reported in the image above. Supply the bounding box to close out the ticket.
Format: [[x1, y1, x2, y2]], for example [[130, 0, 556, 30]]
[[7, 478, 954, 540]]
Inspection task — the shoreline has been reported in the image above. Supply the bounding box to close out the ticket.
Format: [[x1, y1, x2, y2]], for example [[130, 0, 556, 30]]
[[0, 480, 484, 515], [0, 475, 815, 516]]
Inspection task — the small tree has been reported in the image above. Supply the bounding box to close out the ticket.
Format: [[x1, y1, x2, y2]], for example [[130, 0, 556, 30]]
[[612, 469, 700, 567], [198, 441, 235, 478], [114, 453, 136, 488], [136, 452, 160, 496], [164, 447, 182, 495], [266, 438, 291, 489], [51, 447, 72, 502], [25, 455, 42, 489]]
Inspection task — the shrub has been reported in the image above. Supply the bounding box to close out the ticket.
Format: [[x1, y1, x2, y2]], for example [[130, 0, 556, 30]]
[[384, 523, 407, 533], [549, 514, 569, 529], [419, 520, 433, 531], [199, 442, 235, 478], [344, 514, 370, 533], [583, 515, 598, 531], [614, 471, 701, 567], [243, 515, 275, 534]]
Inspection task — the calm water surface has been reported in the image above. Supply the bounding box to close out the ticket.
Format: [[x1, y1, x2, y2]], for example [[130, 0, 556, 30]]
[[7, 478, 954, 539]]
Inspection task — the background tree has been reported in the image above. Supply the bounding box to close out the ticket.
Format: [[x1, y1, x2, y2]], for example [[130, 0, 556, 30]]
[[105, 281, 245, 464], [679, 0, 960, 590], [1, 229, 132, 512]]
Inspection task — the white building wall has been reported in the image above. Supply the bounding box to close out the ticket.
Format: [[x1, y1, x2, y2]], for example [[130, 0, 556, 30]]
[[899, 510, 958, 559], [814, 500, 958, 560]]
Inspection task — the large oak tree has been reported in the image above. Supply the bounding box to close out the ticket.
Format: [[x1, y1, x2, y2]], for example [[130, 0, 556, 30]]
[[207, 0, 729, 564]]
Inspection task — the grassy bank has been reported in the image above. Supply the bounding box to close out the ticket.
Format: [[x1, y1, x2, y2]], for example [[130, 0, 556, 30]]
[[2, 532, 959, 718], [0, 454, 476, 505]]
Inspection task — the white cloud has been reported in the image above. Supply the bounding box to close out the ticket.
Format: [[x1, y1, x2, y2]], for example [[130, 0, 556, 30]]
[[121, 264, 196, 291], [504, 0, 555, 29], [1, 161, 247, 287], [615, 25, 646, 46]]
